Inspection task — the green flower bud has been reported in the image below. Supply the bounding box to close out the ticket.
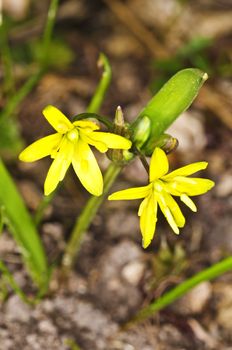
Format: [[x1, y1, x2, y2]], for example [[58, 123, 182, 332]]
[[132, 116, 151, 149], [107, 107, 133, 165], [144, 133, 178, 156], [132, 69, 208, 153]]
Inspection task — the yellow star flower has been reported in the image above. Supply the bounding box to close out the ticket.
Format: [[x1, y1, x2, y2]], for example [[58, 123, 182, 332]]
[[108, 148, 215, 248], [19, 105, 132, 196]]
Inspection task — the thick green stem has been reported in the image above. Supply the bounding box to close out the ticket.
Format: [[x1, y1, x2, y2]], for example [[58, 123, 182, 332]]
[[62, 162, 121, 270], [126, 256, 232, 326]]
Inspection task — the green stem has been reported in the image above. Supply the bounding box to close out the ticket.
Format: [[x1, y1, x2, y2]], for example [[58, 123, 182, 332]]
[[34, 192, 55, 226], [0, 18, 14, 95], [60, 54, 114, 271], [41, 0, 60, 67], [0, 0, 60, 121], [126, 256, 232, 326], [62, 162, 121, 271], [87, 53, 112, 114], [0, 0, 59, 119], [0, 71, 43, 120]]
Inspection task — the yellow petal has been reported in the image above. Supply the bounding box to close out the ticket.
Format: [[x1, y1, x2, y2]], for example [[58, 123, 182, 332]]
[[90, 140, 108, 153], [161, 191, 185, 228], [108, 184, 152, 201], [80, 133, 108, 153], [72, 139, 103, 196], [89, 132, 132, 150], [156, 192, 179, 234], [138, 196, 148, 216], [161, 181, 180, 196], [162, 162, 208, 180], [73, 120, 100, 131], [171, 177, 215, 196], [139, 193, 157, 248], [19, 133, 62, 162], [44, 138, 74, 195], [180, 194, 197, 212], [149, 148, 169, 182], [43, 105, 73, 133]]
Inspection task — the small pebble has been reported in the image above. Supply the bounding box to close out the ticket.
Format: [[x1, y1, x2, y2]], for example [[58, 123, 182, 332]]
[[5, 295, 31, 323], [38, 320, 57, 334], [215, 173, 232, 197], [172, 282, 212, 315], [121, 261, 145, 286]]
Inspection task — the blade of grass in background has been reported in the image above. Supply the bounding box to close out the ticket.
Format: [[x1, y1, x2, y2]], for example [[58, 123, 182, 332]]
[[0, 0, 60, 155], [0, 159, 49, 292], [87, 53, 112, 114], [126, 256, 232, 327], [0, 260, 38, 304], [0, 15, 15, 96], [0, 11, 22, 155], [41, 0, 60, 67]]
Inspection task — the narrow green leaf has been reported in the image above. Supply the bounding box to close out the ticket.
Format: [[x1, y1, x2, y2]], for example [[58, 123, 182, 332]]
[[0, 260, 36, 304], [0, 206, 7, 235], [132, 69, 208, 154], [126, 256, 232, 326], [0, 158, 49, 291]]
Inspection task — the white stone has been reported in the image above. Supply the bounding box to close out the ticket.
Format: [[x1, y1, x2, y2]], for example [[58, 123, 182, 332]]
[[121, 261, 145, 286], [5, 295, 31, 323]]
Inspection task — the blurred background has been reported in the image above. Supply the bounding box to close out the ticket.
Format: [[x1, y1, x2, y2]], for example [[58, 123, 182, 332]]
[[0, 1, 232, 349]]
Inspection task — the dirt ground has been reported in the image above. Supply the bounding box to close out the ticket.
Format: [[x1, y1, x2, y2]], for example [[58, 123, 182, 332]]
[[0, 0, 232, 349]]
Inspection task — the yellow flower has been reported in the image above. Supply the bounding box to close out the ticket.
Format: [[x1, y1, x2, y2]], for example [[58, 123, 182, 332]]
[[108, 148, 214, 248], [19, 105, 131, 196]]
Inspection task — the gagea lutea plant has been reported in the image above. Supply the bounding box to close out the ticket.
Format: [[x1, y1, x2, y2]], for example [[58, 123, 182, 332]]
[[18, 68, 214, 252], [3, 51, 230, 325]]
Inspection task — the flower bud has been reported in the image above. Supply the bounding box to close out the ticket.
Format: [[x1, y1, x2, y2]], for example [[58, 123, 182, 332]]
[[132, 116, 151, 149], [131, 69, 208, 154]]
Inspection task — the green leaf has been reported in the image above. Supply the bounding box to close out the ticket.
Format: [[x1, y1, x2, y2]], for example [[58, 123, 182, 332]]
[[0, 158, 49, 292], [132, 68, 208, 155]]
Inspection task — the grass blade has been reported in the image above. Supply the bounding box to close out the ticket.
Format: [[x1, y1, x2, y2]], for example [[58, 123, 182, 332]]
[[0, 158, 49, 292]]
